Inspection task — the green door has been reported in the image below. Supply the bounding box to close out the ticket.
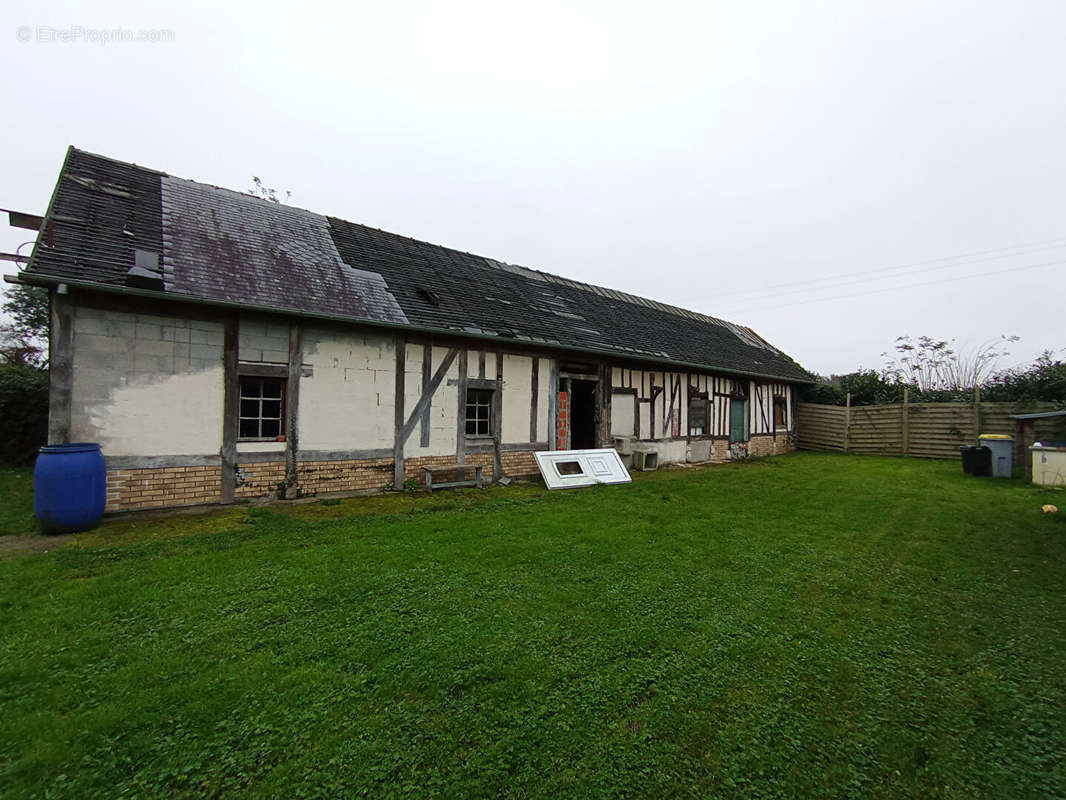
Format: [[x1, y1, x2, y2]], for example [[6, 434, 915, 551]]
[[729, 398, 747, 443]]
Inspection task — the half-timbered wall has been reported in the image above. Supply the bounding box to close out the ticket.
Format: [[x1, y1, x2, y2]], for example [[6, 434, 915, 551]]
[[59, 293, 798, 513], [610, 369, 793, 440]]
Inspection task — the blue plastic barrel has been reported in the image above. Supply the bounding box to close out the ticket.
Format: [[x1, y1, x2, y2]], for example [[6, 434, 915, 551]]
[[33, 443, 106, 534]]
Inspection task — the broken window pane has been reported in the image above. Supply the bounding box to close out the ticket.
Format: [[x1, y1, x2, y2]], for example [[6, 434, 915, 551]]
[[773, 397, 787, 427], [688, 395, 708, 436], [555, 461, 583, 476]]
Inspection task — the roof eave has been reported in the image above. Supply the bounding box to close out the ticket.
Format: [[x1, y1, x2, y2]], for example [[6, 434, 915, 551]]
[[12, 271, 816, 385]]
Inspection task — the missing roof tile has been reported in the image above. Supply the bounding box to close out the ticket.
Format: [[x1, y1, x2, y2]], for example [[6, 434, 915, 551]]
[[417, 286, 441, 306]]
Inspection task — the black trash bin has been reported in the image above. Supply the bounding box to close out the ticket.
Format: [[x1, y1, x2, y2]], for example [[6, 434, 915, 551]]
[[961, 445, 992, 477]]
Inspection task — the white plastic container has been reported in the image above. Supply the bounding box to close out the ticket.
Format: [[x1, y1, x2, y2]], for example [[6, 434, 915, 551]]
[[1031, 444, 1066, 487], [979, 434, 1014, 478]]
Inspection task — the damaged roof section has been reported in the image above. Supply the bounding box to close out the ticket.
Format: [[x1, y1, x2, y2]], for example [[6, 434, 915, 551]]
[[160, 177, 407, 324], [24, 147, 814, 383]]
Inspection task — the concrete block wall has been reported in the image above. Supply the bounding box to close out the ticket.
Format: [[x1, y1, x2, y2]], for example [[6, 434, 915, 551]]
[[238, 314, 291, 363], [71, 306, 224, 455], [300, 328, 395, 451]]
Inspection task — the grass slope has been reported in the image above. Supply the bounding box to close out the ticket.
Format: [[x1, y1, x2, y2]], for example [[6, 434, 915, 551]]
[[0, 453, 1064, 798]]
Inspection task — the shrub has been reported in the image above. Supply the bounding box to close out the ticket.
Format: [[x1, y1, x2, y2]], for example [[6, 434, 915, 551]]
[[0, 365, 48, 465]]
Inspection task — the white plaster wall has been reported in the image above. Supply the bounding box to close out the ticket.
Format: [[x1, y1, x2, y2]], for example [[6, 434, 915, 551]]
[[611, 394, 635, 437], [465, 348, 498, 379], [71, 306, 224, 456], [405, 344, 461, 458], [87, 369, 224, 456], [501, 354, 533, 443], [299, 327, 395, 452]]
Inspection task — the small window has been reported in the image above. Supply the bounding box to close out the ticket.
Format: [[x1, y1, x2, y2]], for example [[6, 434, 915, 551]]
[[465, 388, 493, 437], [239, 377, 285, 440], [688, 395, 709, 436], [773, 397, 787, 428]]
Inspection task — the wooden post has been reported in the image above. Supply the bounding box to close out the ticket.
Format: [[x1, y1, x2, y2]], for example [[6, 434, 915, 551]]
[[843, 392, 851, 453], [456, 350, 467, 465], [393, 335, 406, 489], [47, 290, 74, 445], [901, 387, 910, 456], [547, 360, 558, 450], [420, 343, 432, 447], [492, 350, 503, 482], [283, 322, 303, 498], [529, 357, 539, 444], [1019, 420, 1036, 481], [973, 385, 981, 441], [220, 316, 239, 504]]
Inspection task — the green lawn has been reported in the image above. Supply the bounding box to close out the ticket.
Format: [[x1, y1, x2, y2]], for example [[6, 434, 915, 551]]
[[0, 468, 36, 536], [1, 453, 1064, 799]]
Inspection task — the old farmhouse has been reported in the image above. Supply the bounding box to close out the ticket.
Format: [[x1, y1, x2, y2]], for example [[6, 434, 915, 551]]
[[11, 148, 813, 512]]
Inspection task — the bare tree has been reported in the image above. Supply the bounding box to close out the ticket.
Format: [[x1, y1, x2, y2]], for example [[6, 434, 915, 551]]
[[882, 334, 1019, 391]]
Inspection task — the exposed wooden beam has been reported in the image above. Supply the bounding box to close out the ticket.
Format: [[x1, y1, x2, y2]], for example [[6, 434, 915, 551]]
[[529, 357, 539, 443], [220, 317, 239, 503], [393, 335, 407, 488], [400, 348, 459, 443], [3, 209, 43, 231], [47, 291, 73, 445], [284, 322, 303, 498], [456, 350, 468, 464], [420, 343, 432, 447]]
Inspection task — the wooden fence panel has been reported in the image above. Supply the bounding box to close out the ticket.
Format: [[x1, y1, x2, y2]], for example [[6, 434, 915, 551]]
[[906, 403, 977, 459], [796, 399, 1066, 460], [848, 405, 903, 454], [796, 403, 846, 451]]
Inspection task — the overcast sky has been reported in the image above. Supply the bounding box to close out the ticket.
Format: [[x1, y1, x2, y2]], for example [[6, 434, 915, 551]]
[[2, 0, 1063, 375]]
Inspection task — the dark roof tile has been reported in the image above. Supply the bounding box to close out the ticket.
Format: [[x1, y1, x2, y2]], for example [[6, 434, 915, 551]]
[[26, 147, 813, 382]]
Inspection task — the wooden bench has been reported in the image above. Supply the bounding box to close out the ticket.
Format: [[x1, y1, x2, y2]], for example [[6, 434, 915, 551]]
[[423, 464, 484, 492]]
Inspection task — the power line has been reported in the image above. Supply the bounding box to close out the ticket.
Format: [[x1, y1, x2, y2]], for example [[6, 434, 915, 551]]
[[714, 236, 1066, 302], [723, 257, 1066, 315], [721, 240, 1066, 304]]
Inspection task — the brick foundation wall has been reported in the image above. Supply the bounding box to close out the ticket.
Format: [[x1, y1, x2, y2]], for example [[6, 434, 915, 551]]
[[747, 433, 796, 458], [104, 449, 544, 512], [106, 466, 222, 512], [556, 391, 569, 450], [234, 461, 287, 499]]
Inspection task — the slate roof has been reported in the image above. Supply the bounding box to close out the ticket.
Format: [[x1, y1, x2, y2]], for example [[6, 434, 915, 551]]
[[24, 147, 814, 383]]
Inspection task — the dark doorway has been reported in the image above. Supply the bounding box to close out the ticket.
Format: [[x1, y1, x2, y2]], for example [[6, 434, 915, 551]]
[[570, 379, 598, 449]]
